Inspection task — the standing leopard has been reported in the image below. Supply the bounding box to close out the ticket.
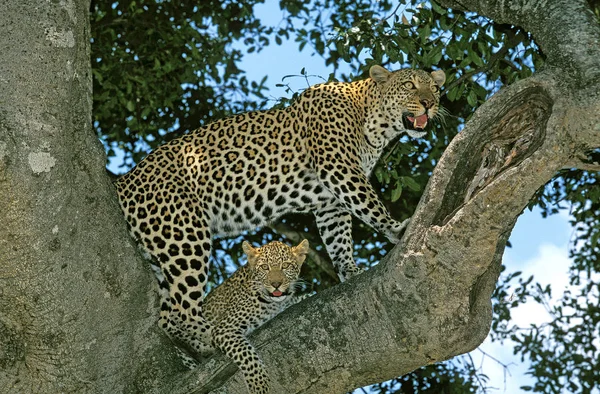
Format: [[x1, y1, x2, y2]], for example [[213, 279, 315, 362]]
[[115, 65, 446, 365], [173, 240, 308, 394]]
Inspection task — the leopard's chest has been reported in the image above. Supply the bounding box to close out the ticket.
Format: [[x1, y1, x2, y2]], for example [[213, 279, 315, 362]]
[[206, 285, 285, 332]]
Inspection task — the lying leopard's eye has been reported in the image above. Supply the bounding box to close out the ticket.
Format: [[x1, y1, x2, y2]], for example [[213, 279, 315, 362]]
[[403, 81, 416, 89], [431, 85, 440, 93], [282, 262, 291, 269], [259, 264, 269, 270]]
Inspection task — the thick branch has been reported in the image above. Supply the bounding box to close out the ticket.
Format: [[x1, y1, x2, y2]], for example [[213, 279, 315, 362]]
[[572, 162, 600, 172]]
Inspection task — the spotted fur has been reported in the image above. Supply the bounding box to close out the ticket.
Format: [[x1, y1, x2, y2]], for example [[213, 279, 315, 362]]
[[173, 240, 308, 393], [115, 65, 445, 378]]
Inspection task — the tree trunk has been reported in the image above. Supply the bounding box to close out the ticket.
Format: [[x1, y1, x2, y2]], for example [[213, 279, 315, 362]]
[[0, 1, 180, 392], [1, 0, 598, 393]]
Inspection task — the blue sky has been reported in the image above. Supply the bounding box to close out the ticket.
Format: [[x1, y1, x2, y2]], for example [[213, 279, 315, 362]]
[[237, 1, 579, 392]]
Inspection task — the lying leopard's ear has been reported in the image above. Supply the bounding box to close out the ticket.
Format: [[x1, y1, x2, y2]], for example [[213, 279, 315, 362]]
[[369, 65, 391, 84], [431, 69, 446, 87], [293, 239, 309, 266], [243, 241, 259, 267]]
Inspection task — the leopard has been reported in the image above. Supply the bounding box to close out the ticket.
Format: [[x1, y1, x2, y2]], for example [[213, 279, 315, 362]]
[[114, 65, 446, 370], [171, 240, 308, 394]]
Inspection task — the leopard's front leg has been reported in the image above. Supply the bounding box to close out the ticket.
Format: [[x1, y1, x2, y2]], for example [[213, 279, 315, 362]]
[[314, 205, 364, 281], [212, 324, 271, 394], [316, 162, 408, 243]]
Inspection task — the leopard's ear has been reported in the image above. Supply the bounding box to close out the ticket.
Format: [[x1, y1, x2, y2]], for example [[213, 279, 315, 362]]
[[431, 69, 446, 87], [369, 65, 391, 84], [243, 241, 259, 267], [293, 239, 309, 266]]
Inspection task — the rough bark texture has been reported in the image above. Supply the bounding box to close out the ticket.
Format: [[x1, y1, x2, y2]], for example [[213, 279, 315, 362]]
[[0, 1, 182, 392], [0, 0, 598, 393]]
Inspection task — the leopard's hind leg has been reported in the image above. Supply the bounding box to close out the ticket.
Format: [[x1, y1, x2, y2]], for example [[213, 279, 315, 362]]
[[141, 188, 215, 355]]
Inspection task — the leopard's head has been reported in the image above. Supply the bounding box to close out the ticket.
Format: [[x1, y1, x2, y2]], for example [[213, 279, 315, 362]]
[[243, 240, 308, 302], [370, 65, 446, 139]]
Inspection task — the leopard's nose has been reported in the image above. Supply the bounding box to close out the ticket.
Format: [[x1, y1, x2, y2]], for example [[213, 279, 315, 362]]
[[420, 99, 433, 109], [271, 281, 282, 289]]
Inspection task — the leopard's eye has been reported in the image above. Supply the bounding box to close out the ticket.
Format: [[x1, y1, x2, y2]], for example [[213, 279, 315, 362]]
[[259, 264, 269, 271], [282, 262, 291, 269], [431, 85, 440, 93], [403, 81, 416, 89]]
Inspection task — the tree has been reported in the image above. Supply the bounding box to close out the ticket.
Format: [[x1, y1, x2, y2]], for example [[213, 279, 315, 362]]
[[1, 1, 599, 393], [0, 1, 182, 392]]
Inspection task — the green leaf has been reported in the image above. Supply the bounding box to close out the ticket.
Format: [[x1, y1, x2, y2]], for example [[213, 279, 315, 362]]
[[391, 182, 403, 202], [446, 86, 458, 101], [374, 167, 384, 183], [471, 51, 484, 67], [401, 176, 421, 192], [467, 90, 478, 106], [431, 1, 447, 15]]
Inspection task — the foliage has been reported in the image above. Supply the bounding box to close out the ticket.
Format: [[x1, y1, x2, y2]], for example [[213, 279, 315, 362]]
[[492, 159, 600, 392], [91, 0, 600, 393], [91, 0, 272, 168], [491, 153, 600, 392]]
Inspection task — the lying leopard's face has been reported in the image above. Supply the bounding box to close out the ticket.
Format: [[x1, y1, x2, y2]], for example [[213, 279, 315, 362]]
[[243, 240, 309, 302]]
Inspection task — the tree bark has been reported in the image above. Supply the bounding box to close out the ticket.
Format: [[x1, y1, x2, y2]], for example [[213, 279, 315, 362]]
[[1, 0, 598, 393], [0, 1, 181, 392]]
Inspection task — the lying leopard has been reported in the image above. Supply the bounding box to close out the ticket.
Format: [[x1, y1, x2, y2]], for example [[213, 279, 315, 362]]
[[115, 65, 445, 365], [172, 240, 308, 393]]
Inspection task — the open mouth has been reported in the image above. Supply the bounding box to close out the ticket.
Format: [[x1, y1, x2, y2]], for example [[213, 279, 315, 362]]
[[271, 290, 285, 297], [405, 113, 429, 129]]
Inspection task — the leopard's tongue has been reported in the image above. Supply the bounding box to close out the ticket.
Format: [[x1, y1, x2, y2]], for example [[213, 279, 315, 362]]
[[272, 290, 283, 297], [407, 114, 429, 129]]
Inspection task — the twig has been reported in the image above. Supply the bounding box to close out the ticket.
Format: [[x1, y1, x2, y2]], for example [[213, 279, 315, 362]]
[[477, 347, 514, 371], [477, 346, 517, 393], [379, 3, 404, 24], [467, 353, 489, 393]]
